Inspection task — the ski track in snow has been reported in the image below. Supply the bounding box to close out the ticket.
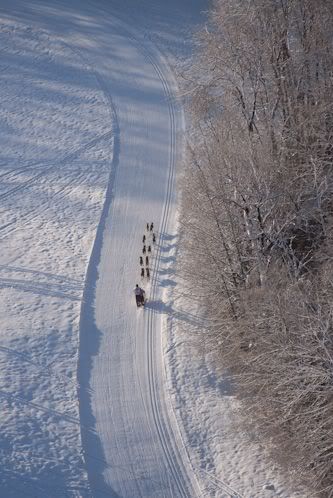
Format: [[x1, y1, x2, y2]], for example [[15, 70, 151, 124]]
[[0, 1, 307, 497]]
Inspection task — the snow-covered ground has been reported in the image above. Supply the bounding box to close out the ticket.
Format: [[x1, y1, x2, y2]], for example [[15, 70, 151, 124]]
[[0, 1, 306, 497]]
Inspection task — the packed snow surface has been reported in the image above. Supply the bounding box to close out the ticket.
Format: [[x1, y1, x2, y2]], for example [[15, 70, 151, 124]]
[[0, 0, 306, 497]]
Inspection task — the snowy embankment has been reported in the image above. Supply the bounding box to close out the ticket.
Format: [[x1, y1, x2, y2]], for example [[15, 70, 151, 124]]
[[0, 0, 305, 497]]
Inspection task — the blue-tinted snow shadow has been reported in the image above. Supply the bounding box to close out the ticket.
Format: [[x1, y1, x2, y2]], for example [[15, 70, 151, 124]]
[[77, 110, 120, 498], [145, 299, 205, 329], [0, 271, 82, 301], [206, 370, 233, 396], [148, 231, 207, 328]]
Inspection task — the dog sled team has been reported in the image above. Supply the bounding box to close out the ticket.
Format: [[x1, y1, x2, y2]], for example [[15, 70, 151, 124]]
[[134, 222, 156, 307]]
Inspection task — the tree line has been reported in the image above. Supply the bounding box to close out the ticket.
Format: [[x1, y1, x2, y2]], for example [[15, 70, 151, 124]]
[[179, 0, 333, 495]]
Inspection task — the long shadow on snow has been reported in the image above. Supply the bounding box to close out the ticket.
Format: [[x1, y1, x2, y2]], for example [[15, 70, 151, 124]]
[[77, 116, 121, 498], [145, 299, 206, 329]]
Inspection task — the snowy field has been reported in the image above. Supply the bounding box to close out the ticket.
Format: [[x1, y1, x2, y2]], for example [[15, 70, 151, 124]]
[[0, 0, 306, 497]]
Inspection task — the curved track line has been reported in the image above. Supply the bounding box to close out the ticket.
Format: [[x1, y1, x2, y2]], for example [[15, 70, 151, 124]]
[[132, 35, 198, 496], [144, 60, 190, 497], [133, 30, 201, 495]]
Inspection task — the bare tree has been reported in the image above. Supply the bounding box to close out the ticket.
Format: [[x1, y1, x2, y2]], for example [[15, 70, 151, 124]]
[[179, 0, 333, 494]]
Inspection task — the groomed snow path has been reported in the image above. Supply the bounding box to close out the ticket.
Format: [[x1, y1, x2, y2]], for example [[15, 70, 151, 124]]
[[75, 8, 200, 498]]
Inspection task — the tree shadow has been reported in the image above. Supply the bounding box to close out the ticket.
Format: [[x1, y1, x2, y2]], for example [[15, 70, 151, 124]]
[[158, 267, 175, 277], [206, 371, 233, 397], [157, 277, 176, 288], [0, 276, 81, 301], [145, 299, 206, 328]]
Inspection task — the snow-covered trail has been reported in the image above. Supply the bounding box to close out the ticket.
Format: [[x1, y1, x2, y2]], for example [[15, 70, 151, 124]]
[[75, 12, 198, 498]]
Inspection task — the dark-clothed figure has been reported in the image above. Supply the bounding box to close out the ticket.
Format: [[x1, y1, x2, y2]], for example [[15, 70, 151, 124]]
[[134, 284, 145, 307]]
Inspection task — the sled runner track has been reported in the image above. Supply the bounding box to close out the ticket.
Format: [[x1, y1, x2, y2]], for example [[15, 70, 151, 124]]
[[143, 51, 193, 497], [119, 23, 197, 497], [144, 51, 242, 497]]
